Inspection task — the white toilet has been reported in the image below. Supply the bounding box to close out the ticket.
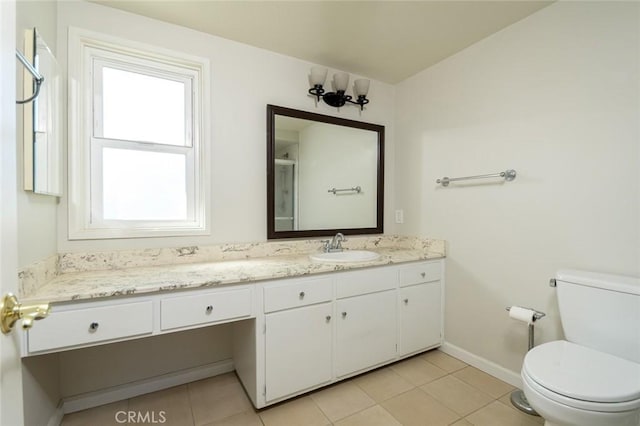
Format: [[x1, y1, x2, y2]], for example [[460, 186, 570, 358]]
[[521, 270, 640, 426]]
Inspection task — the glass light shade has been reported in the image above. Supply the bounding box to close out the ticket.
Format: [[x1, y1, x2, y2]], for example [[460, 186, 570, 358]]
[[354, 79, 370, 97], [333, 72, 350, 92], [310, 67, 328, 86]]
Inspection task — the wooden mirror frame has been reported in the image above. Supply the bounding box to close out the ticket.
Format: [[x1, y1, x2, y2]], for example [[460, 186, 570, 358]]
[[267, 105, 384, 239]]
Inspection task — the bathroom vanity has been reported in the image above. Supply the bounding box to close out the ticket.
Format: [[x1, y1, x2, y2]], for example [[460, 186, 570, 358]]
[[19, 236, 445, 409], [238, 259, 443, 407]]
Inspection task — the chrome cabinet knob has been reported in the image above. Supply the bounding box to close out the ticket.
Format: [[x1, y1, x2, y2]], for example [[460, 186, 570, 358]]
[[326, 315, 331, 322], [341, 312, 347, 318], [299, 291, 305, 299], [206, 305, 213, 314], [404, 298, 409, 304], [420, 272, 426, 278], [89, 322, 99, 332]]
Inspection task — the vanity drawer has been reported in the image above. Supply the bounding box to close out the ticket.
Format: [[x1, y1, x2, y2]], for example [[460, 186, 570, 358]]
[[336, 267, 397, 299], [264, 278, 332, 313], [399, 262, 441, 287], [161, 287, 253, 331], [27, 301, 153, 353]]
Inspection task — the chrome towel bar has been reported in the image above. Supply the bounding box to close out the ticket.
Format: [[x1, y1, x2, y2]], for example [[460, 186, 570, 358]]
[[436, 169, 516, 187], [328, 186, 361, 195], [16, 49, 44, 105]]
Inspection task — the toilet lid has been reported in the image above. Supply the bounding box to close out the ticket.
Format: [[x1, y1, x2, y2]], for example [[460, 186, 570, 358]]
[[523, 341, 640, 403]]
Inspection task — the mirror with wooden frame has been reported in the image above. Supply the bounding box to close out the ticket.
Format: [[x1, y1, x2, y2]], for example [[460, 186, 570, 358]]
[[267, 105, 384, 239]]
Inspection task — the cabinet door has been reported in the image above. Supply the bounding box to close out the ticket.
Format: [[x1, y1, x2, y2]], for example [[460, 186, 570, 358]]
[[336, 290, 396, 377], [265, 303, 333, 401], [399, 282, 441, 356]]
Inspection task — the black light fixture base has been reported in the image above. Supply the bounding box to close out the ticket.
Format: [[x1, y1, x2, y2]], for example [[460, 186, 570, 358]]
[[309, 86, 369, 110], [322, 92, 349, 108], [308, 86, 324, 102]]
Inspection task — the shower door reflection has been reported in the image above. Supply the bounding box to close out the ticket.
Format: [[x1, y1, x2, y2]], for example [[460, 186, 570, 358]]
[[274, 159, 297, 231]]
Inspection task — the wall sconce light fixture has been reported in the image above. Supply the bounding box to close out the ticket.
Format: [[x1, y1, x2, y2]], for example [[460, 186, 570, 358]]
[[308, 67, 370, 111]]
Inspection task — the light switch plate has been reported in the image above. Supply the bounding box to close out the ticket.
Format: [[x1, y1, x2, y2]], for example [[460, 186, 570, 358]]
[[395, 209, 404, 224]]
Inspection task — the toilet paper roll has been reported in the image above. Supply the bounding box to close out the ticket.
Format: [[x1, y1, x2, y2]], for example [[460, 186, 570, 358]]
[[509, 306, 536, 324]]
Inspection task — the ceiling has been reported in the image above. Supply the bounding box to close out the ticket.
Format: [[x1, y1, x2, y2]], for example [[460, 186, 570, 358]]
[[91, 1, 553, 84]]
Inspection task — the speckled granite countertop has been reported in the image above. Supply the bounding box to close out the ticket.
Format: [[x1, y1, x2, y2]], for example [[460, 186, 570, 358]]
[[21, 236, 445, 304]]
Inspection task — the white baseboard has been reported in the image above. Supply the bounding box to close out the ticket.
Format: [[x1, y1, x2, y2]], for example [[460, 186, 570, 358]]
[[47, 405, 64, 426], [441, 341, 522, 389], [61, 359, 234, 414]]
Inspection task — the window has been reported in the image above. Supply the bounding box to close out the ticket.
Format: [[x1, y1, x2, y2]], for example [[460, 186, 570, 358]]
[[68, 28, 209, 239]]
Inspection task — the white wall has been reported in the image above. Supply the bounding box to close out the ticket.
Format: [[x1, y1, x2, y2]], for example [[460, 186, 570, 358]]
[[298, 123, 378, 229], [56, 0, 395, 253], [16, 1, 59, 269], [394, 1, 639, 375], [15, 3, 61, 425]]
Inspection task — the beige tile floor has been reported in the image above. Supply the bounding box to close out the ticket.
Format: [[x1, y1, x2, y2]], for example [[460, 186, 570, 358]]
[[61, 350, 545, 426]]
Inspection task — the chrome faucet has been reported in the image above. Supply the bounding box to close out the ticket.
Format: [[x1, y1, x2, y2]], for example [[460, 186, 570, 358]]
[[323, 233, 346, 253]]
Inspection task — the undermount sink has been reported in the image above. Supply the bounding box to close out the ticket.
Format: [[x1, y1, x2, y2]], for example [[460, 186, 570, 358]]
[[309, 250, 380, 263]]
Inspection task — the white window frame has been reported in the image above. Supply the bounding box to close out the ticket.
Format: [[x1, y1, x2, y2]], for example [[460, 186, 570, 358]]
[[68, 27, 210, 240]]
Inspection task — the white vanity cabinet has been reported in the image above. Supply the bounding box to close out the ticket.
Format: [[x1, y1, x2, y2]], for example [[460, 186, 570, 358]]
[[398, 261, 442, 356], [334, 267, 398, 377], [262, 277, 333, 402], [264, 302, 333, 401], [335, 290, 396, 377], [252, 259, 444, 407], [24, 257, 443, 411], [399, 282, 441, 356]]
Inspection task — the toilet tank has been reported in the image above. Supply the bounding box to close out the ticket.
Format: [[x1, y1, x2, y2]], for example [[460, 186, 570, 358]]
[[556, 270, 640, 363]]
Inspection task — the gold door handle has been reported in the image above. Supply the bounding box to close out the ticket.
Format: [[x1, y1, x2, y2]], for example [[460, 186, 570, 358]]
[[1, 293, 50, 334]]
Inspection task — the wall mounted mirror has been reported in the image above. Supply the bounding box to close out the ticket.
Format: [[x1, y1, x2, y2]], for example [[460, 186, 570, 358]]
[[267, 105, 384, 239], [23, 28, 63, 196]]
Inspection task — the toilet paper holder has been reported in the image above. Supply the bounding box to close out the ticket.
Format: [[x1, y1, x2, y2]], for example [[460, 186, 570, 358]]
[[506, 305, 546, 417], [505, 306, 546, 322]]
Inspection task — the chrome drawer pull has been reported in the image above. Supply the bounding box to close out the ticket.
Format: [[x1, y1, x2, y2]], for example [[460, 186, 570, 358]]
[[341, 312, 347, 318], [404, 298, 409, 304], [326, 315, 331, 322], [420, 272, 426, 278], [299, 291, 305, 299], [205, 305, 213, 314], [89, 322, 99, 332]]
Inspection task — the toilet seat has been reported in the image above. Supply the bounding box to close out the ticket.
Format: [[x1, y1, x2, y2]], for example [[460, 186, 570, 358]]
[[523, 341, 640, 413], [523, 367, 640, 413]]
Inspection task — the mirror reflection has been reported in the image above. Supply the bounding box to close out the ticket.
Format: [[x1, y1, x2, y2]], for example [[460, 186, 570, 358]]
[[23, 28, 63, 196], [267, 105, 384, 239]]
